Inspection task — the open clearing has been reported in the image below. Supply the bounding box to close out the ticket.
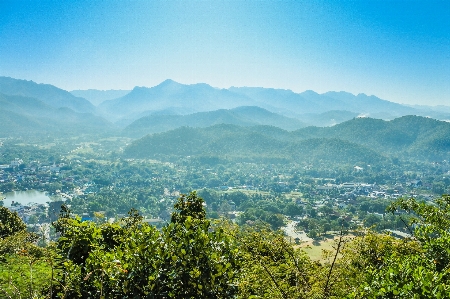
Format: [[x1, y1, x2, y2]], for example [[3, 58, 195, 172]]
[[298, 238, 339, 261], [297, 234, 355, 262]]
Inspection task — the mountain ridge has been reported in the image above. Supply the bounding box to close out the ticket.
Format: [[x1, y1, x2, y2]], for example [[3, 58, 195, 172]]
[[0, 91, 113, 137], [97, 79, 450, 124], [122, 106, 307, 137], [124, 115, 450, 163], [70, 89, 131, 106], [0, 76, 95, 113], [2, 76, 450, 136]]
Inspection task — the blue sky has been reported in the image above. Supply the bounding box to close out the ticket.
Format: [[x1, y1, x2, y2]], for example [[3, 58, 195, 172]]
[[0, 0, 449, 106]]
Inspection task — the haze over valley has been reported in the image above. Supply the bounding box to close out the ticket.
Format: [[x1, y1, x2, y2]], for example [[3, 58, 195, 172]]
[[2, 1, 450, 297], [1, 76, 449, 137], [1, 75, 449, 166]]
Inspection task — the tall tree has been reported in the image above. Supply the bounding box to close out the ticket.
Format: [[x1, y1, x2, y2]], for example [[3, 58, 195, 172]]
[[0, 207, 26, 239]]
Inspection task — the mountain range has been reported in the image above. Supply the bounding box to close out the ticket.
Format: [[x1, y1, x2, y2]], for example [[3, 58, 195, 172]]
[[1, 76, 449, 141], [0, 77, 110, 136], [97, 79, 442, 124], [0, 77, 95, 114]]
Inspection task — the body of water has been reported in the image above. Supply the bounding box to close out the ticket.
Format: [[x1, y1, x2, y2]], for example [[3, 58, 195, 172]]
[[2, 190, 51, 207]]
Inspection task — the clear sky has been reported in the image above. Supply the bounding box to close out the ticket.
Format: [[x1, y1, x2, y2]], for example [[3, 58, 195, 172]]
[[0, 0, 449, 106]]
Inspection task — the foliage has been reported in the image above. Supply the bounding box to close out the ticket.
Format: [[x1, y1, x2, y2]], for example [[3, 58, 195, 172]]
[[123, 124, 385, 165], [171, 191, 206, 223], [3, 129, 450, 299], [340, 195, 450, 298], [0, 231, 56, 299], [52, 192, 241, 298], [124, 115, 450, 163], [234, 223, 318, 298], [0, 207, 27, 239]]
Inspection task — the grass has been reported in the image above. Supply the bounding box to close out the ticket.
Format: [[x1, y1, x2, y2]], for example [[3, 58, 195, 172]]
[[298, 233, 355, 262], [300, 238, 339, 261]]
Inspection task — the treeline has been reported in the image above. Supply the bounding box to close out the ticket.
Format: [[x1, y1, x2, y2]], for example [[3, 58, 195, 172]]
[[2, 193, 450, 298]]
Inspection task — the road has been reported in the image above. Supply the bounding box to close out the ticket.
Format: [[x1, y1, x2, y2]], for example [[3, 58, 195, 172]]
[[282, 220, 313, 243]]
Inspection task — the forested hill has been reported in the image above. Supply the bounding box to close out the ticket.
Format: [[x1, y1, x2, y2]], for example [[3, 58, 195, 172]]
[[124, 116, 450, 163], [293, 115, 450, 160], [123, 124, 385, 165], [122, 106, 307, 137]]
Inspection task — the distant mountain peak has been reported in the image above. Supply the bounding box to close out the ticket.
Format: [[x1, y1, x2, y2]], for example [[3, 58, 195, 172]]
[[357, 93, 381, 99], [302, 90, 319, 95], [157, 79, 183, 88], [324, 91, 355, 96], [160, 78, 180, 85]]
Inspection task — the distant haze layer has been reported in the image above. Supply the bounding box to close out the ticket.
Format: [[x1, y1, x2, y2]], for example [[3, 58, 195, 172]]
[[0, 1, 449, 105], [0, 76, 449, 140]]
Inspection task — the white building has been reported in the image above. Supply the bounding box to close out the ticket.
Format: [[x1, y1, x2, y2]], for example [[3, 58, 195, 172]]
[[10, 158, 23, 167]]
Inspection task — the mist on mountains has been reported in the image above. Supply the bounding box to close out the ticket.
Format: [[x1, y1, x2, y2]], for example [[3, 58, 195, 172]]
[[1, 76, 449, 150]]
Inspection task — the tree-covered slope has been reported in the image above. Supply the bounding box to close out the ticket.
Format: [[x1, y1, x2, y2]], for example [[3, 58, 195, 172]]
[[123, 124, 385, 164], [293, 115, 450, 160], [124, 115, 450, 163], [0, 109, 47, 136], [122, 106, 307, 137]]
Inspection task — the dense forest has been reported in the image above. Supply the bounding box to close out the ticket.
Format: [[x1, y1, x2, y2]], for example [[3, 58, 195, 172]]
[[124, 116, 450, 163], [2, 193, 450, 298]]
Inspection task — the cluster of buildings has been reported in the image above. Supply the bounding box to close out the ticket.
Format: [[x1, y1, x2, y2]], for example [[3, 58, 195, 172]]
[[0, 158, 63, 186], [1, 158, 88, 224]]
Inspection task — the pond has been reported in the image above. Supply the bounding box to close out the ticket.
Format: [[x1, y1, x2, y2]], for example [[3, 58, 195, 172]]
[[2, 190, 51, 207]]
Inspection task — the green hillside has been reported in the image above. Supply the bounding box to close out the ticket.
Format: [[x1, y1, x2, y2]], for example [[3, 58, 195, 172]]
[[122, 106, 307, 137], [123, 124, 385, 164], [293, 115, 450, 161], [124, 115, 450, 163]]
